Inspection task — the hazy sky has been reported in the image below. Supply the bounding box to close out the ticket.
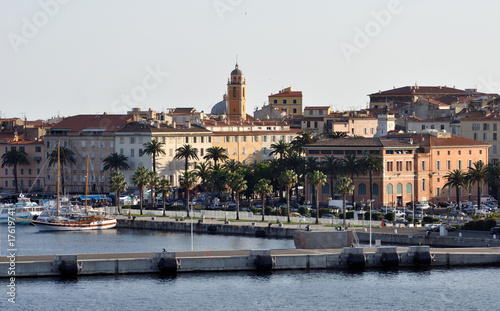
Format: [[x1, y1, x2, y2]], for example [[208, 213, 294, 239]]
[[2, 0, 500, 120]]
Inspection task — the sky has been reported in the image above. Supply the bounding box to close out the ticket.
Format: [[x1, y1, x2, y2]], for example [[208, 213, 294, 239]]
[[2, 0, 500, 120]]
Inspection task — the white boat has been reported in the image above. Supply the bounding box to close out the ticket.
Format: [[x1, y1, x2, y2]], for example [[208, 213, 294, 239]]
[[31, 147, 116, 231], [0, 194, 44, 224]]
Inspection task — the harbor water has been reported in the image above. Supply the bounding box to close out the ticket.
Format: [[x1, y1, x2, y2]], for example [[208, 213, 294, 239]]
[[1, 225, 498, 310]]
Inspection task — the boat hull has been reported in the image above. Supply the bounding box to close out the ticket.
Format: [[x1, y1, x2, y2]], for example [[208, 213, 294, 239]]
[[31, 219, 117, 231]]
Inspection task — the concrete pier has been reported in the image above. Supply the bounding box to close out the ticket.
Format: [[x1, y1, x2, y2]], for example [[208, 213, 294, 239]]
[[1, 246, 500, 278]]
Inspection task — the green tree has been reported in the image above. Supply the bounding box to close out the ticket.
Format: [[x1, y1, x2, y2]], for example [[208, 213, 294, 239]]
[[361, 154, 383, 203], [444, 169, 466, 209], [335, 176, 355, 229], [280, 170, 298, 223], [227, 172, 247, 220], [466, 160, 487, 210], [174, 144, 199, 173], [179, 171, 197, 217], [255, 178, 273, 221], [109, 171, 127, 214], [291, 130, 318, 155], [143, 140, 166, 173], [194, 161, 212, 193], [131, 166, 149, 215], [307, 170, 327, 224], [48, 145, 76, 195], [158, 177, 172, 217], [102, 152, 130, 171], [485, 162, 500, 201], [1, 148, 30, 193], [305, 157, 320, 206], [147, 170, 160, 207], [223, 159, 241, 173], [322, 156, 342, 201], [343, 154, 363, 205], [327, 131, 348, 139], [204, 146, 229, 166]]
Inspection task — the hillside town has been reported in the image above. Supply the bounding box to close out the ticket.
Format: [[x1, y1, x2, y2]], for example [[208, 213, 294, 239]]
[[1, 63, 499, 213]]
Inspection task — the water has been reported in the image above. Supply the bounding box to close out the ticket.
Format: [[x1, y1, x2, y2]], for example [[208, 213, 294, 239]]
[[1, 226, 497, 310]]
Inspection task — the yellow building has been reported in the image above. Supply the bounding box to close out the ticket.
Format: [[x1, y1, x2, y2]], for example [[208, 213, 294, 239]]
[[268, 87, 303, 118]]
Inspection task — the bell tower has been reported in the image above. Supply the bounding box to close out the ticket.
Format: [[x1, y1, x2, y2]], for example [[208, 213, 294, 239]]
[[227, 63, 246, 121]]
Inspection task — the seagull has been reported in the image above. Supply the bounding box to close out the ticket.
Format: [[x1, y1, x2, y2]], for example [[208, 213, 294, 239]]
[[162, 248, 166, 252]]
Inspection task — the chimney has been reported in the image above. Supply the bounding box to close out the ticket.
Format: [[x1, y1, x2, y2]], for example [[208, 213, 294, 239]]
[[172, 121, 176, 129]]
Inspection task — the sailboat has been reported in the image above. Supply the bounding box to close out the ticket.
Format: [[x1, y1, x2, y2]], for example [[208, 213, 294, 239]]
[[31, 144, 117, 231]]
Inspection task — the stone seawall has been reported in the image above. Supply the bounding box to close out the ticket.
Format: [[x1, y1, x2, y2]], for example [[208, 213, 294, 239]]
[[357, 232, 500, 248]]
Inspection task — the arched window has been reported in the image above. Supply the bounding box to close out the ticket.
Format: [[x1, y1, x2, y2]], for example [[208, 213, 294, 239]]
[[406, 183, 412, 194], [373, 183, 379, 196], [387, 184, 393, 195], [358, 183, 367, 195], [233, 87, 236, 98], [243, 87, 245, 97], [397, 183, 403, 195]]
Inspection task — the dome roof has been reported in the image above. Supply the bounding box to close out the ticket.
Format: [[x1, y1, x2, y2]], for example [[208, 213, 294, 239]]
[[231, 63, 243, 76], [211, 100, 227, 115]]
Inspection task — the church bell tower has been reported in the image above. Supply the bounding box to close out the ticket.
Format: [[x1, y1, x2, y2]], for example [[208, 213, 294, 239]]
[[227, 63, 246, 121]]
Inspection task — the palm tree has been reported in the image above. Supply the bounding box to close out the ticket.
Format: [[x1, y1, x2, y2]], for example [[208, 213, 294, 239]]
[[485, 162, 500, 201], [179, 171, 197, 217], [280, 170, 298, 223], [143, 140, 166, 173], [307, 170, 327, 224], [466, 160, 487, 211], [109, 171, 127, 214], [48, 145, 76, 195], [291, 130, 317, 155], [270, 140, 290, 200], [194, 161, 212, 192], [102, 152, 130, 171], [255, 178, 273, 221], [322, 156, 342, 201], [158, 177, 173, 217], [174, 144, 198, 173], [335, 176, 355, 230], [204, 146, 228, 166], [131, 166, 149, 215], [328, 131, 348, 139], [361, 155, 383, 204], [343, 154, 362, 205], [147, 170, 160, 207], [227, 172, 247, 220], [1, 148, 30, 193], [305, 157, 320, 206], [224, 159, 241, 173], [444, 169, 466, 210]]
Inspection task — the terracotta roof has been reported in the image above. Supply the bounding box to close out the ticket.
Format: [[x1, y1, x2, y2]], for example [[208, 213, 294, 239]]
[[50, 114, 134, 132], [406, 116, 451, 123], [385, 133, 490, 148], [304, 106, 330, 110], [269, 91, 302, 98], [117, 123, 211, 134], [304, 138, 416, 149], [369, 86, 467, 97], [212, 129, 300, 136], [459, 111, 500, 120], [172, 107, 197, 113]]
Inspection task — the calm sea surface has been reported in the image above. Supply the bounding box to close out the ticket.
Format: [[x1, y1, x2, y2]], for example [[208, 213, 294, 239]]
[[0, 225, 497, 310]]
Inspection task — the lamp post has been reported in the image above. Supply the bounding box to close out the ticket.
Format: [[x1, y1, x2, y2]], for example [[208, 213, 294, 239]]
[[368, 199, 374, 247]]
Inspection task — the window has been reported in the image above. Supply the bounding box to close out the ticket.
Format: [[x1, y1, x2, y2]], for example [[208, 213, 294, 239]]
[[474, 133, 478, 140], [422, 179, 426, 191], [20, 168, 24, 175], [242, 147, 246, 155], [484, 133, 487, 140], [386, 161, 393, 171], [495, 123, 498, 131], [458, 160, 462, 170], [262, 147, 267, 155], [130, 149, 135, 157], [82, 141, 86, 148], [139, 149, 143, 157], [406, 161, 412, 171], [232, 87, 236, 97], [242, 136, 247, 142], [130, 137, 135, 144], [437, 151, 440, 155], [494, 145, 498, 154], [358, 183, 367, 195], [119, 137, 124, 144], [373, 184, 379, 196], [225, 136, 230, 143], [263, 136, 267, 143], [484, 123, 489, 131], [91, 141, 95, 148], [406, 183, 412, 194], [4, 168, 7, 175], [396, 161, 403, 171], [233, 148, 237, 155], [200, 148, 204, 156], [293, 108, 297, 114], [468, 160, 472, 168], [447, 160, 451, 170], [436, 187, 441, 196], [293, 99, 297, 104], [495, 133, 498, 141], [472, 123, 480, 130], [119, 148, 124, 155], [217, 137, 220, 143], [397, 183, 403, 195], [387, 184, 393, 195], [421, 160, 426, 170], [436, 161, 440, 170], [226, 148, 229, 155], [283, 99, 287, 104], [273, 99, 277, 104], [28, 168, 32, 175]]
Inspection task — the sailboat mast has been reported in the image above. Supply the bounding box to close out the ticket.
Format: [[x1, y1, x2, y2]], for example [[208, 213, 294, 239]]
[[56, 141, 60, 216], [85, 155, 89, 215]]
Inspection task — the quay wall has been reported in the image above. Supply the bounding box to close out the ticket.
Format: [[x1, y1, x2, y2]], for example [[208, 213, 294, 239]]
[[3, 246, 500, 278]]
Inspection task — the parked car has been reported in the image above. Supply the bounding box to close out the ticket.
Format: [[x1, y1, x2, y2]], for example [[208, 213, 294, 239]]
[[490, 227, 500, 235], [289, 212, 302, 218], [322, 214, 337, 219]]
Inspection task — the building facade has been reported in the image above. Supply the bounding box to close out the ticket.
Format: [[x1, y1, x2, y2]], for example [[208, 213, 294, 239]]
[[268, 87, 303, 118]]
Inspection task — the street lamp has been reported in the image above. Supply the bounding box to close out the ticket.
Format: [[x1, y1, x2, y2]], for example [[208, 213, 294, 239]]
[[368, 199, 375, 247]]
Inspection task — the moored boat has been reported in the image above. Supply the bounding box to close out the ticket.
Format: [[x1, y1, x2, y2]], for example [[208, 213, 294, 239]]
[[0, 194, 44, 224]]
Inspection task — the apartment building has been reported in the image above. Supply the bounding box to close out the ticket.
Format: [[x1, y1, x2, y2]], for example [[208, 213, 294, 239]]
[[460, 111, 500, 163], [268, 86, 303, 118]]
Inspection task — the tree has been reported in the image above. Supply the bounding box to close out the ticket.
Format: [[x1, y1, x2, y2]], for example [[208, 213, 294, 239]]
[[305, 157, 320, 206], [204, 146, 229, 166], [444, 169, 466, 209], [109, 171, 127, 214], [1, 148, 30, 193], [227, 172, 247, 220], [158, 177, 172, 217], [194, 161, 212, 193], [102, 152, 130, 171], [179, 171, 197, 217], [142, 140, 166, 173], [131, 166, 149, 215], [147, 170, 160, 208], [323, 156, 342, 201], [280, 170, 298, 223], [270, 140, 290, 200], [466, 160, 487, 211], [174, 144, 198, 173], [343, 154, 362, 206], [291, 130, 317, 155], [335, 176, 355, 230], [328, 131, 348, 139], [361, 155, 383, 204], [48, 145, 76, 195], [224, 159, 241, 173], [485, 162, 500, 201], [307, 170, 327, 224], [254, 178, 273, 221]]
